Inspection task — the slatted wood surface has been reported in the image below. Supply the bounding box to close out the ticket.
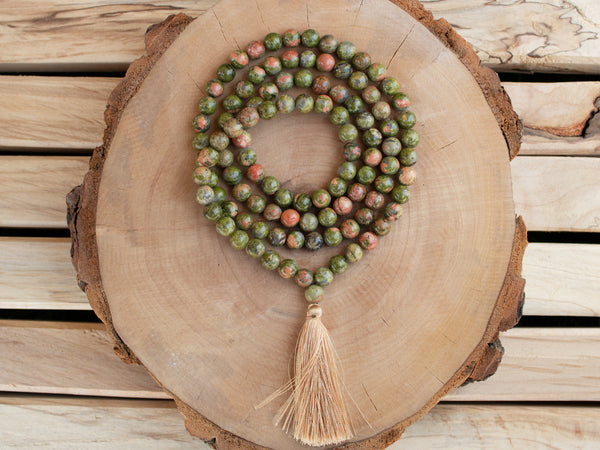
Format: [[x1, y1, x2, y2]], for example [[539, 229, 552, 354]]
[[0, 0, 598, 448]]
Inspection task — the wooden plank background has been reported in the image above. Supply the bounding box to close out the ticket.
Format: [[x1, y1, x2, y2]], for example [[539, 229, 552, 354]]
[[0, 0, 598, 448]]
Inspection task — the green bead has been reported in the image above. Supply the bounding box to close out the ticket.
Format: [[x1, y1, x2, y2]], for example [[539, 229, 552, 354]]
[[195, 186, 214, 205], [305, 232, 324, 251], [355, 207, 374, 225], [324, 227, 343, 247], [278, 259, 298, 279], [282, 29, 300, 46], [258, 101, 277, 120], [263, 203, 282, 221], [338, 124, 358, 143], [344, 95, 364, 114], [311, 189, 331, 208], [366, 63, 387, 82], [230, 230, 249, 250], [330, 106, 350, 125], [314, 267, 334, 286], [299, 213, 319, 232], [401, 129, 420, 148], [314, 95, 333, 114], [348, 71, 368, 90], [361, 85, 381, 104], [216, 64, 235, 82], [205, 79, 224, 97], [223, 95, 243, 113], [264, 32, 282, 51], [263, 56, 282, 75], [237, 148, 257, 167], [384, 202, 403, 221], [203, 203, 222, 222], [235, 80, 255, 99], [302, 29, 320, 47], [355, 111, 375, 130], [304, 284, 324, 303], [276, 94, 295, 113], [400, 147, 418, 166], [218, 150, 234, 167], [319, 35, 338, 53], [287, 230, 305, 248], [374, 174, 395, 193], [212, 186, 227, 204], [380, 118, 400, 137], [333, 61, 353, 79], [318, 208, 338, 227], [217, 112, 234, 129], [382, 137, 401, 156], [336, 41, 356, 60], [372, 101, 391, 120], [380, 156, 400, 175], [329, 255, 348, 273], [330, 85, 350, 104], [392, 92, 411, 111], [300, 50, 317, 68], [247, 195, 266, 213], [343, 142, 362, 161], [261, 176, 280, 195], [372, 218, 391, 236], [197, 147, 219, 167], [259, 82, 278, 100], [296, 94, 314, 113], [209, 131, 229, 151], [192, 114, 211, 133], [363, 128, 383, 147], [246, 239, 266, 258], [281, 51, 299, 69], [381, 77, 400, 96], [294, 69, 314, 88], [261, 250, 281, 270], [276, 72, 294, 90], [221, 201, 239, 218], [193, 166, 212, 185], [327, 177, 347, 197], [397, 110, 416, 129], [235, 212, 254, 230], [290, 194, 310, 213], [337, 161, 357, 180], [246, 96, 263, 108], [192, 132, 209, 150], [345, 243, 363, 263], [357, 166, 376, 185], [216, 217, 236, 236], [274, 188, 293, 207], [352, 52, 371, 71], [392, 185, 410, 204], [251, 221, 269, 239], [268, 228, 287, 247], [223, 166, 242, 185], [208, 171, 219, 188], [295, 269, 314, 288], [248, 65, 267, 84]]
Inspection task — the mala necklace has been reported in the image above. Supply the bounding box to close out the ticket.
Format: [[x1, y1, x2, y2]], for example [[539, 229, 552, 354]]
[[191, 28, 418, 446]]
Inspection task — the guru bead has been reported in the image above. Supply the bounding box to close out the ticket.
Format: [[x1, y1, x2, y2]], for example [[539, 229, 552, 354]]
[[304, 284, 324, 303]]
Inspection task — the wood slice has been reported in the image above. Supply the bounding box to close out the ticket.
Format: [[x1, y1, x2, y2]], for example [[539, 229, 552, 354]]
[[67, 0, 526, 448]]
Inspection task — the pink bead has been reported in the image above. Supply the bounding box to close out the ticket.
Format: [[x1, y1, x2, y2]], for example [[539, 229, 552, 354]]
[[316, 53, 335, 72], [333, 196, 353, 215]]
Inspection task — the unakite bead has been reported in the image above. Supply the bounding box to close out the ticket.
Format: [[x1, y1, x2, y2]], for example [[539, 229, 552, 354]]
[[282, 29, 301, 47], [252, 221, 269, 239], [348, 71, 368, 90], [340, 218, 360, 238], [315, 95, 333, 114], [268, 228, 287, 247], [300, 50, 317, 67], [192, 114, 211, 133], [223, 95, 243, 113], [208, 171, 219, 188], [247, 163, 264, 183], [237, 148, 257, 167], [361, 85, 381, 104], [235, 80, 254, 99], [205, 79, 224, 97], [281, 49, 299, 68], [329, 255, 348, 274], [223, 118, 243, 138], [287, 230, 305, 248], [276, 94, 295, 113], [374, 174, 395, 193], [259, 82, 278, 100], [192, 133, 209, 150], [264, 32, 282, 51], [299, 213, 319, 232], [384, 202, 403, 221], [276, 72, 294, 90], [197, 147, 219, 167], [392, 92, 411, 110], [319, 35, 338, 53], [400, 147, 418, 166], [261, 251, 281, 270], [364, 147, 386, 170], [217, 112, 234, 129], [304, 284, 324, 303], [380, 118, 400, 137], [230, 230, 249, 250], [337, 41, 356, 60], [263, 203, 282, 221], [343, 142, 361, 161], [317, 53, 336, 72], [344, 95, 364, 114], [329, 85, 350, 104], [263, 56, 282, 75], [235, 213, 254, 232], [324, 227, 343, 247], [365, 191, 385, 209], [359, 231, 378, 250], [372, 218, 391, 236], [398, 166, 417, 185], [216, 64, 235, 82], [232, 183, 252, 202], [295, 269, 314, 288], [296, 94, 314, 113], [338, 124, 358, 143], [301, 29, 320, 47], [223, 166, 242, 185], [258, 101, 277, 120], [367, 63, 387, 82], [381, 77, 400, 96], [382, 137, 401, 156], [327, 177, 347, 197], [318, 208, 338, 227], [248, 66, 267, 84], [355, 207, 374, 225], [218, 150, 234, 167], [278, 259, 298, 279], [246, 239, 266, 258], [330, 106, 349, 125], [333, 61, 353, 79], [246, 96, 263, 108], [312, 76, 331, 94], [355, 111, 375, 130], [247, 195, 266, 213], [333, 196, 353, 215], [363, 128, 383, 147], [372, 101, 391, 120], [305, 232, 324, 251], [209, 131, 229, 151], [212, 186, 227, 204], [401, 129, 420, 148], [352, 52, 371, 71], [380, 156, 400, 175], [345, 243, 363, 263], [221, 201, 239, 218], [357, 165, 376, 184], [203, 203, 222, 222], [397, 110, 416, 130], [193, 166, 212, 185], [274, 188, 293, 207], [294, 69, 313, 88], [315, 267, 334, 286], [229, 50, 249, 69], [233, 131, 253, 150], [311, 189, 331, 208], [294, 193, 312, 212], [347, 183, 367, 201], [392, 185, 410, 204], [337, 161, 357, 180], [216, 216, 235, 236]]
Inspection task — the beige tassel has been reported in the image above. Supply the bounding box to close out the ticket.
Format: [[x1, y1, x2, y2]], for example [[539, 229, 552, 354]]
[[258, 304, 354, 446]]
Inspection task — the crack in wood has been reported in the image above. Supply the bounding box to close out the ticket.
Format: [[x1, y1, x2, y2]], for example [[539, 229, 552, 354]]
[[387, 23, 416, 69]]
